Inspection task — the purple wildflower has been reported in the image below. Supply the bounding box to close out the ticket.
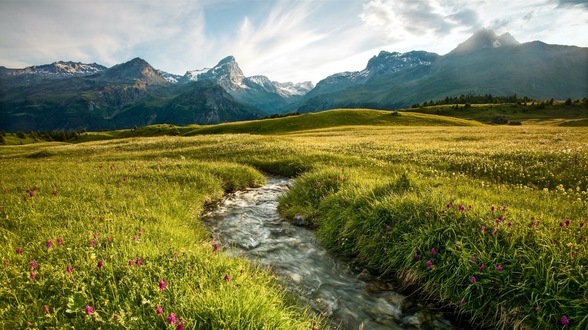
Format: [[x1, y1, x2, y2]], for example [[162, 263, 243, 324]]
[[213, 243, 220, 252], [159, 280, 167, 292], [561, 315, 570, 326], [224, 274, 231, 282], [97, 260, 104, 269], [66, 264, 73, 273], [85, 306, 94, 315], [431, 248, 437, 255], [16, 247, 23, 254], [495, 265, 503, 271], [156, 305, 163, 316], [385, 225, 391, 231], [413, 253, 419, 261], [46, 239, 53, 249], [135, 257, 142, 266], [57, 237, 63, 245], [30, 272, 36, 280], [470, 276, 476, 283], [43, 305, 50, 314], [480, 264, 486, 271], [426, 260, 433, 268], [30, 260, 37, 270], [167, 313, 177, 324], [469, 256, 476, 262]]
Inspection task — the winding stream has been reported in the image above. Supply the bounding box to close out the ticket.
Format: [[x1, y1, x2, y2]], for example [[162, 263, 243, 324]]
[[203, 177, 457, 329]]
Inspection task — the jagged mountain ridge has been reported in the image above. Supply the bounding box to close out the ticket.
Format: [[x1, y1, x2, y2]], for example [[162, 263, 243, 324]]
[[178, 56, 314, 112], [291, 28, 588, 113], [0, 57, 264, 131], [1, 28, 586, 130]]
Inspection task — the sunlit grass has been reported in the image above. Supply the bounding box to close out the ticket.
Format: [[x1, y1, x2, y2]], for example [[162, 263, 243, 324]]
[[1, 111, 587, 329]]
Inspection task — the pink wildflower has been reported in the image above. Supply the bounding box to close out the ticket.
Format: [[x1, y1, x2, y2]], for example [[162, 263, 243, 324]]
[[46, 239, 53, 249], [30, 272, 36, 280], [561, 315, 570, 326], [30, 260, 37, 270], [213, 243, 220, 252], [85, 306, 94, 315], [97, 260, 104, 269], [470, 276, 476, 283], [66, 265, 73, 273], [224, 274, 231, 282], [431, 248, 437, 255], [156, 305, 163, 316], [159, 280, 167, 292], [167, 313, 176, 324], [426, 260, 433, 267], [495, 265, 503, 271], [16, 247, 23, 254], [57, 237, 63, 245], [43, 305, 50, 314]]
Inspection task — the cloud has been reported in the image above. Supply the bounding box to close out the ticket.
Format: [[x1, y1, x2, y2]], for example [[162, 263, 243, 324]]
[[557, 0, 588, 9], [359, 0, 478, 41]]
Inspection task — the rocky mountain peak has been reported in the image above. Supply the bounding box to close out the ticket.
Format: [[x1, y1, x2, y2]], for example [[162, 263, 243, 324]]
[[451, 28, 520, 54], [100, 57, 169, 85]]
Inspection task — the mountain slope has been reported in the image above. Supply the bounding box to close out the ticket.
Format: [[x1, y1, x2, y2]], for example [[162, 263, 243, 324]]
[[293, 29, 588, 113]]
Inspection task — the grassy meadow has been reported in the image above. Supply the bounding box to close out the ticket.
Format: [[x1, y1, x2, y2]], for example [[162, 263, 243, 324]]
[[1, 108, 587, 329]]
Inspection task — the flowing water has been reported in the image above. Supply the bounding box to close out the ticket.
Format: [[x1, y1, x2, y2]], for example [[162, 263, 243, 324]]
[[203, 177, 457, 329]]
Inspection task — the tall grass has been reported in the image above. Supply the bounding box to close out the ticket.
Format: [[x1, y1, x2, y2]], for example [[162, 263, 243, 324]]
[[0, 157, 320, 329]]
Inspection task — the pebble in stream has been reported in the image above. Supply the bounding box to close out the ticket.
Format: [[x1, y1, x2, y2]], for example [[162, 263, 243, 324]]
[[203, 177, 457, 330]]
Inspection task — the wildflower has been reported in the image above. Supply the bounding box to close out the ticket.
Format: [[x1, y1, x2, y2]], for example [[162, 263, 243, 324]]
[[495, 265, 503, 271], [413, 253, 419, 261], [579, 221, 585, 228], [159, 280, 167, 292], [492, 227, 498, 234], [91, 240, 97, 247], [46, 239, 53, 249], [16, 247, 23, 254], [561, 315, 570, 326], [224, 274, 231, 282], [431, 248, 437, 255], [30, 261, 37, 270], [57, 237, 63, 245], [97, 260, 104, 269], [385, 225, 391, 231], [470, 276, 476, 283], [93, 233, 99, 239], [458, 205, 465, 212], [30, 272, 36, 280], [128, 260, 135, 266], [535, 306, 540, 312], [27, 190, 34, 197], [460, 298, 465, 305], [426, 260, 433, 268], [479, 264, 485, 271], [507, 222, 512, 227], [454, 243, 460, 249], [177, 318, 185, 330], [530, 222, 537, 228], [480, 226, 486, 232], [156, 305, 163, 316], [85, 306, 94, 315], [43, 305, 50, 314], [135, 257, 142, 266], [112, 313, 120, 320], [167, 313, 177, 324], [490, 205, 495, 212], [564, 219, 571, 227], [3, 260, 7, 266], [133, 235, 138, 242], [571, 251, 577, 256], [469, 256, 476, 262], [559, 222, 565, 228], [66, 265, 73, 273], [213, 243, 220, 252]]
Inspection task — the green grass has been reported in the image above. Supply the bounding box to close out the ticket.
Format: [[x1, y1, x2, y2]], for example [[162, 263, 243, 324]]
[[0, 157, 322, 329], [1, 107, 587, 329]]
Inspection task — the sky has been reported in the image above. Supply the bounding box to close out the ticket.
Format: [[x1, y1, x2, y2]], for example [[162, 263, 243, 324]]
[[1, 0, 587, 84]]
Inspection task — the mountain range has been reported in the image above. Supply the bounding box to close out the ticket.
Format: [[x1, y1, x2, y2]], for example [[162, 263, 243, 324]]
[[1, 28, 586, 131]]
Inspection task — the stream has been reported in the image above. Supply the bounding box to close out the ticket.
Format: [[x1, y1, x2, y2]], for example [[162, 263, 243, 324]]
[[203, 177, 458, 329]]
